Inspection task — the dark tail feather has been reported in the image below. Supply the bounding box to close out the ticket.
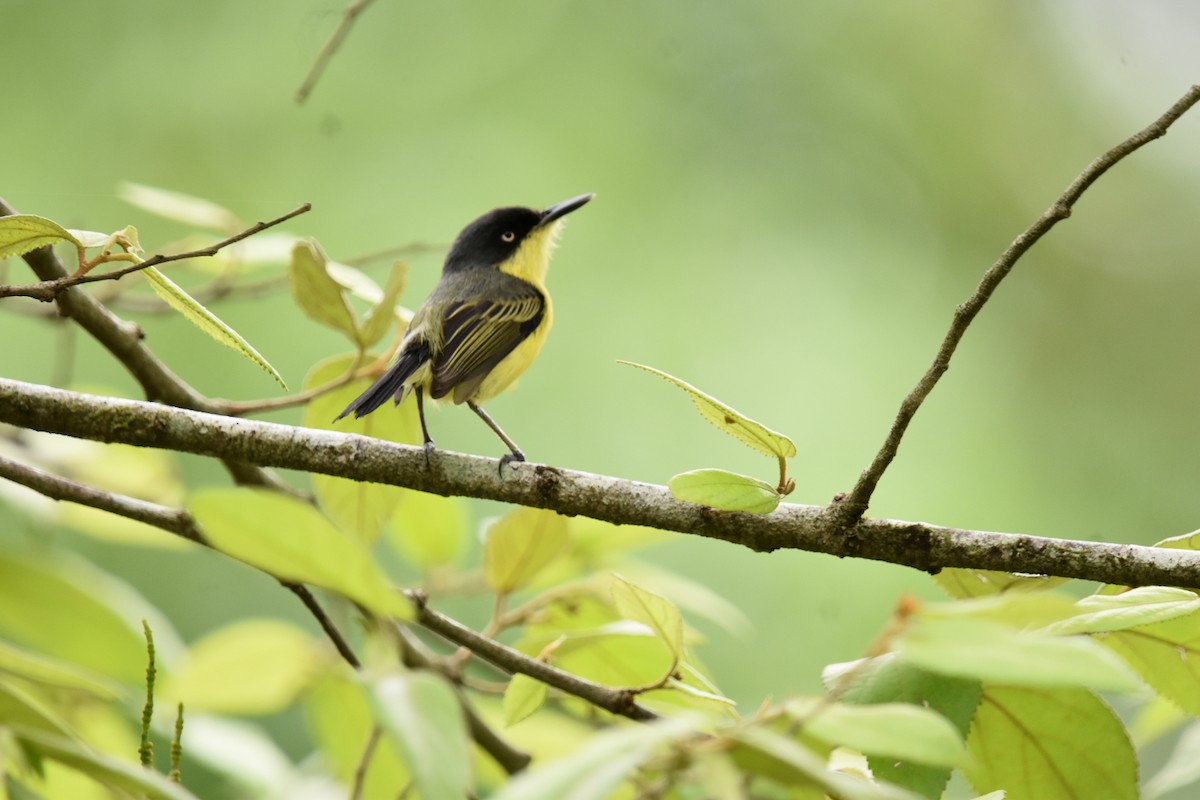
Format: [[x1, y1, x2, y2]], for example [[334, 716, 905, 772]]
[[334, 340, 431, 421]]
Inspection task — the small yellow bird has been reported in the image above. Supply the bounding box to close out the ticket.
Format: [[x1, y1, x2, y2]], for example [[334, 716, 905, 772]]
[[336, 193, 594, 467]]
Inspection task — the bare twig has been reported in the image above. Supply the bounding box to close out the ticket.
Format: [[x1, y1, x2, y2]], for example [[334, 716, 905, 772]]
[[407, 592, 659, 722], [838, 84, 1200, 522], [0, 453, 203, 542], [4, 378, 1199, 590], [0, 203, 311, 302], [294, 0, 379, 104]]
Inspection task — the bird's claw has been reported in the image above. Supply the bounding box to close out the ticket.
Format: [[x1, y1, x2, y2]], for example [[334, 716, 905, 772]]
[[423, 440, 437, 468], [498, 450, 526, 476]]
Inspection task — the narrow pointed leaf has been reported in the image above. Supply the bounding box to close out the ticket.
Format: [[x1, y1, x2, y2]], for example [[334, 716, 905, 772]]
[[612, 574, 685, 661], [118, 182, 241, 231], [357, 260, 410, 348], [669, 468, 780, 513], [142, 266, 286, 387], [619, 361, 796, 458], [1042, 587, 1200, 636]]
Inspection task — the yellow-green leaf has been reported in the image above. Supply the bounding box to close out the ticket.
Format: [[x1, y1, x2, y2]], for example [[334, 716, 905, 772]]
[[190, 488, 412, 620], [897, 618, 1140, 692], [668, 468, 780, 514], [303, 355, 417, 544], [118, 182, 241, 231], [502, 673, 548, 727], [389, 489, 468, 568], [162, 619, 321, 714], [0, 640, 122, 700], [1103, 612, 1200, 715], [0, 214, 81, 259], [305, 674, 409, 799], [0, 550, 179, 682], [965, 687, 1137, 800], [357, 260, 410, 349], [142, 265, 286, 387], [933, 568, 1068, 599], [484, 507, 569, 593], [1042, 587, 1200, 636], [612, 574, 685, 662], [15, 728, 201, 800], [619, 360, 796, 458], [290, 239, 359, 341], [786, 698, 965, 768]]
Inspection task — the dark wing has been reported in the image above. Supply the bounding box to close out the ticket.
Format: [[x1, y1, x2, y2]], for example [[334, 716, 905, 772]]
[[429, 275, 544, 404]]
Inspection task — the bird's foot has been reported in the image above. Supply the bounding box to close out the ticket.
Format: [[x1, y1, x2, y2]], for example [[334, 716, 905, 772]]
[[423, 440, 437, 468], [498, 449, 526, 476]]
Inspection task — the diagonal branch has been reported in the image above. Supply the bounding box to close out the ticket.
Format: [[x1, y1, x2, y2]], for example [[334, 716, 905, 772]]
[[3, 378, 1198, 590], [0, 202, 311, 302], [0, 449, 533, 773], [838, 84, 1200, 522]]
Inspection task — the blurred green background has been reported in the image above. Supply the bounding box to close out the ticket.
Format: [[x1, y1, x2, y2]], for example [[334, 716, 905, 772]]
[[4, 0, 1200, 775]]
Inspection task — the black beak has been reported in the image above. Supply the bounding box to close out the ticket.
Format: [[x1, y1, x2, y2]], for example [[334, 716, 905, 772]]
[[537, 193, 595, 228]]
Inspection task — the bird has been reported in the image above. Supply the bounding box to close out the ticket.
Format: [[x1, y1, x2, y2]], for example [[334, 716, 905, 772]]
[[335, 193, 594, 469]]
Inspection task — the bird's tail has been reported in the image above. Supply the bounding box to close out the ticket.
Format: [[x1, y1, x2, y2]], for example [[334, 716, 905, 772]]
[[335, 339, 432, 421]]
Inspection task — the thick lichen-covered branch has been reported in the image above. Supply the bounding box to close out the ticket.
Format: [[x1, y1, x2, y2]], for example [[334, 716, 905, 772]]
[[3, 378, 1197, 590]]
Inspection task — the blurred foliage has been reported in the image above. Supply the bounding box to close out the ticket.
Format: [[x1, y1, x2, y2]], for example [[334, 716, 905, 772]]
[[4, 1, 1200, 798]]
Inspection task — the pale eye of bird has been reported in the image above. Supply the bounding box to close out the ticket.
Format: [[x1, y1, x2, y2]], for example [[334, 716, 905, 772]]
[[501, 231, 516, 243]]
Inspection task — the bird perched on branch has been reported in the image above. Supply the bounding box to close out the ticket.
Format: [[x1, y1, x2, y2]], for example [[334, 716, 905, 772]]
[[336, 193, 594, 469]]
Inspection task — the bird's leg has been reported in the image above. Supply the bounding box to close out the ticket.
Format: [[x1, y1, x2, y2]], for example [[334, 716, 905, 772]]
[[468, 401, 525, 474], [416, 387, 436, 466]]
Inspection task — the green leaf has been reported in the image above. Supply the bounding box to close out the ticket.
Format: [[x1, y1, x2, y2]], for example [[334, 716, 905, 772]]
[[0, 549, 179, 682], [0, 214, 81, 259], [303, 355, 418, 544], [612, 574, 685, 662], [484, 507, 570, 593], [372, 672, 472, 800], [388, 489, 468, 568], [118, 182, 241, 231], [1102, 612, 1200, 715], [142, 265, 287, 387], [964, 687, 1137, 800], [1153, 529, 1200, 550], [162, 619, 319, 714], [897, 617, 1140, 692], [190, 488, 412, 619], [831, 655, 981, 799], [489, 715, 696, 800], [617, 562, 752, 638], [730, 727, 920, 800], [1041, 587, 1200, 636], [357, 260, 410, 349], [668, 468, 780, 514], [502, 673, 548, 727], [0, 679, 74, 737], [786, 698, 965, 769], [618, 361, 796, 458], [289, 239, 360, 340], [0, 640, 122, 700], [933, 568, 1068, 598], [305, 674, 408, 799], [14, 728, 201, 800], [327, 260, 385, 304]]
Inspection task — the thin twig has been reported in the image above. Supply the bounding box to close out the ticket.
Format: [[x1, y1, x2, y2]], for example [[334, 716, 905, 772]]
[[408, 592, 659, 722], [294, 0, 379, 104], [4, 378, 1200, 590], [350, 726, 382, 800], [837, 84, 1200, 522], [0, 203, 311, 302], [283, 582, 362, 669]]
